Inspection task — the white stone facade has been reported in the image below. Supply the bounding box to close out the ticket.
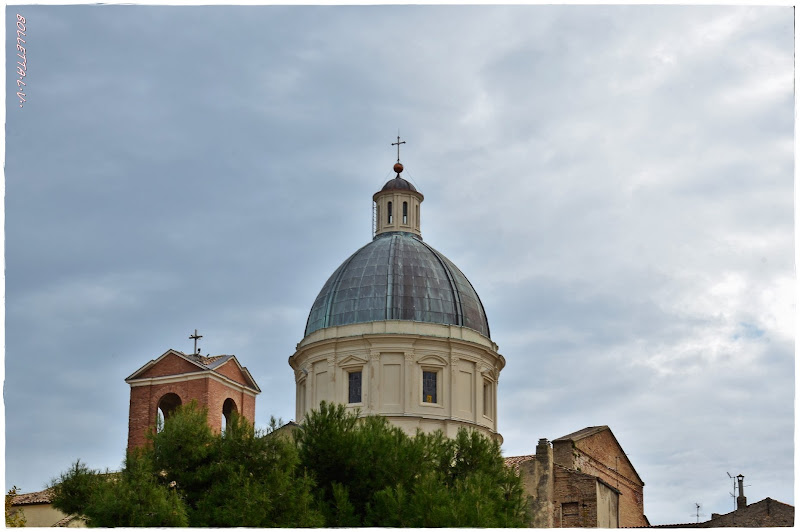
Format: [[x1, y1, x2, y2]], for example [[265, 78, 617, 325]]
[[289, 320, 505, 442]]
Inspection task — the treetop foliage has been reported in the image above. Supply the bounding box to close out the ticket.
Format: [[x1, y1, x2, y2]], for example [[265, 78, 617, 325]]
[[296, 402, 528, 527], [50, 401, 528, 527]]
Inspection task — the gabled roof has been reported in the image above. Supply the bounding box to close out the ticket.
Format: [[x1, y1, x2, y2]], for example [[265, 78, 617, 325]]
[[125, 349, 260, 393], [553, 425, 610, 442], [553, 425, 644, 486], [12, 487, 53, 505]]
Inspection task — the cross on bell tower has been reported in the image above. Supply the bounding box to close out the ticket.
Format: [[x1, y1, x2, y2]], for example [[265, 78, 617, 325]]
[[189, 329, 203, 354]]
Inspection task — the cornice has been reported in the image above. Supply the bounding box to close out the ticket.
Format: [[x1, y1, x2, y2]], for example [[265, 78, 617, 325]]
[[127, 371, 260, 397]]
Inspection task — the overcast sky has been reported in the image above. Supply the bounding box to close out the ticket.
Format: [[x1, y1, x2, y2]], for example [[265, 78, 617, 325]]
[[4, 4, 794, 525]]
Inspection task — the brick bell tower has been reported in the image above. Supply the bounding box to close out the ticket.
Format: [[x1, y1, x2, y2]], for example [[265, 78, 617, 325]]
[[125, 332, 261, 450]]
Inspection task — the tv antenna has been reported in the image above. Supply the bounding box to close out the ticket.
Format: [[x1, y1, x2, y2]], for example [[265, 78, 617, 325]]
[[691, 503, 706, 523]]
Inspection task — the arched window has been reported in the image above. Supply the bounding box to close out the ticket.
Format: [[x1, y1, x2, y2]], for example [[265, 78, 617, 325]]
[[157, 393, 182, 432], [222, 398, 237, 432], [402, 202, 408, 224], [387, 201, 393, 224]]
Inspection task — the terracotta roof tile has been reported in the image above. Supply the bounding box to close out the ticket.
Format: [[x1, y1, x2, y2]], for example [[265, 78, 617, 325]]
[[53, 515, 83, 527], [504, 454, 535, 472], [12, 487, 53, 505]]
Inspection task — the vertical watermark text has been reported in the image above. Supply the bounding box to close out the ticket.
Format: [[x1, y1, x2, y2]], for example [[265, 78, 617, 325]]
[[15, 14, 27, 108]]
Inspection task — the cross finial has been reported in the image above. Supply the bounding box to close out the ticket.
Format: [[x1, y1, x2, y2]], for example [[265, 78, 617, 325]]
[[189, 329, 203, 355], [392, 134, 406, 163]]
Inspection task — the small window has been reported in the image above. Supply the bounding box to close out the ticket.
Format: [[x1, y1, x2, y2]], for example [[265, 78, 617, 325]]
[[423, 371, 437, 403], [348, 371, 362, 404], [402, 202, 408, 224], [387, 201, 393, 224], [415, 205, 420, 229], [483, 380, 492, 417]]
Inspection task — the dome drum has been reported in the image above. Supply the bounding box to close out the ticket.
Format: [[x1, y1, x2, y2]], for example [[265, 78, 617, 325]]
[[289, 321, 505, 442]]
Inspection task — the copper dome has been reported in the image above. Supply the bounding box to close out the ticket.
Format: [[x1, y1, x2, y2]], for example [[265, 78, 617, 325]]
[[305, 232, 490, 338]]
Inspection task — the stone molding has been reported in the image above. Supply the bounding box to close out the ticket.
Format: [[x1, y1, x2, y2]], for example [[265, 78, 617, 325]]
[[291, 321, 503, 442]]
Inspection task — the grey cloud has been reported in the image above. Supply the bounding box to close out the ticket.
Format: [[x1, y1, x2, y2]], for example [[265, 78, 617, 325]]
[[5, 5, 792, 526]]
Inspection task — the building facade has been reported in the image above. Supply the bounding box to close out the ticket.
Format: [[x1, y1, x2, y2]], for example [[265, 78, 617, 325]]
[[507, 426, 649, 528]]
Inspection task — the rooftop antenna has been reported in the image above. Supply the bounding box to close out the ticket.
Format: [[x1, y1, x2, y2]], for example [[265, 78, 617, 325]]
[[727, 472, 737, 512], [189, 329, 203, 355], [691, 503, 705, 523]]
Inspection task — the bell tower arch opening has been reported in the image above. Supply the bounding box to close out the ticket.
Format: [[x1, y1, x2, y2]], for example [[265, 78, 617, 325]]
[[156, 392, 182, 431], [222, 397, 238, 431]]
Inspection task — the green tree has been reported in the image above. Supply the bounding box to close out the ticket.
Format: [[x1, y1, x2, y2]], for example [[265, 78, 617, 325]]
[[51, 402, 526, 527], [51, 403, 322, 527], [183, 412, 321, 527], [51, 455, 188, 527], [5, 486, 27, 527], [296, 401, 528, 527]]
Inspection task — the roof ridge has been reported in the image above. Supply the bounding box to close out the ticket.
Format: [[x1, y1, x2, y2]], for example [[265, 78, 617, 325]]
[[553, 425, 610, 442]]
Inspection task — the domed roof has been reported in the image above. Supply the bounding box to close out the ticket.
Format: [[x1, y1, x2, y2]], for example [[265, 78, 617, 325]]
[[305, 232, 490, 338], [381, 176, 418, 192]]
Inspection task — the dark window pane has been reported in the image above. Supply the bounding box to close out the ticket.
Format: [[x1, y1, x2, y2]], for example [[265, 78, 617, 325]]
[[423, 371, 437, 403], [348, 371, 362, 403]]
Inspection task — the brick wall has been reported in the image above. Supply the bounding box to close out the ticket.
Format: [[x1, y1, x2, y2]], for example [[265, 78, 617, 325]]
[[127, 378, 209, 450], [127, 362, 257, 450], [553, 466, 599, 527], [554, 430, 647, 527], [214, 359, 250, 387], [205, 378, 256, 433]]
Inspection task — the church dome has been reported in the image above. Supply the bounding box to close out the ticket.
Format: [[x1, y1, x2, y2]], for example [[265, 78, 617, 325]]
[[292, 140, 503, 444], [305, 231, 491, 338], [381, 175, 418, 192]]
